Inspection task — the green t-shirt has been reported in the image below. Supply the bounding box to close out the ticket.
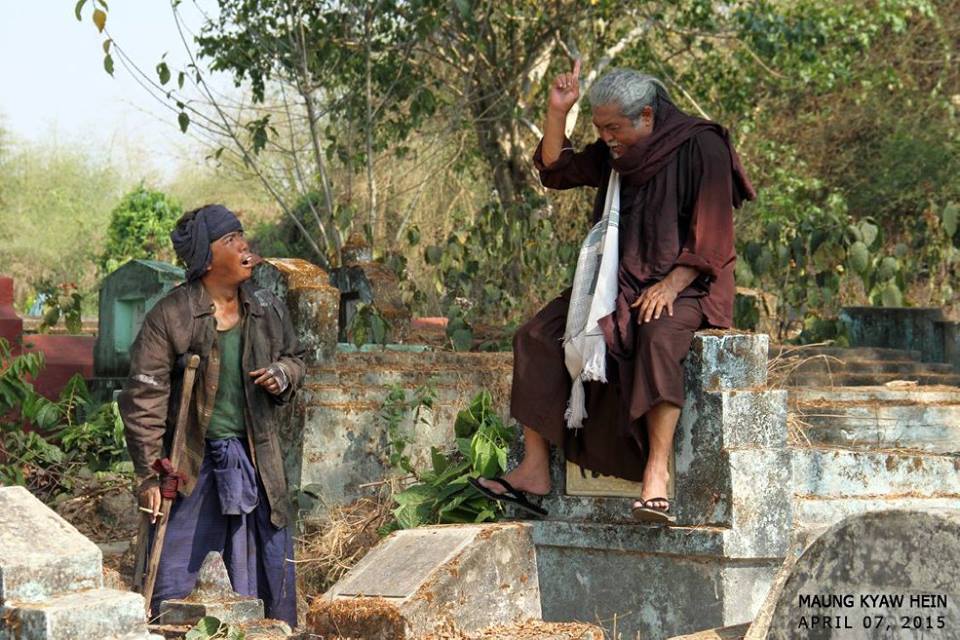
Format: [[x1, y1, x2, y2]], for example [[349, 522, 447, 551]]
[[206, 325, 246, 441]]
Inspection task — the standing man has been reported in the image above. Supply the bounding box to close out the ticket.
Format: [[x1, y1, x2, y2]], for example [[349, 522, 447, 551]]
[[120, 204, 305, 625], [475, 62, 754, 522]]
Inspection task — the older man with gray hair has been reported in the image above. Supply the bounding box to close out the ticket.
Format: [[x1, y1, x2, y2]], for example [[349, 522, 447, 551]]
[[473, 61, 754, 522]]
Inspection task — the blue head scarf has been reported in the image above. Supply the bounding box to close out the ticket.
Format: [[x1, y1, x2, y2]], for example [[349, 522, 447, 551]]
[[170, 204, 243, 281]]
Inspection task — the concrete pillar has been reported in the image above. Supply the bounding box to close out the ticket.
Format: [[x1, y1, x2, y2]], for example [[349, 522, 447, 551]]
[[0, 276, 23, 346]]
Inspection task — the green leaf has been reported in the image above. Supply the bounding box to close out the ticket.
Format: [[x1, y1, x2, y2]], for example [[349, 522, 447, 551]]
[[186, 616, 222, 640], [74, 0, 88, 21], [425, 245, 443, 265], [942, 202, 958, 238], [102, 39, 111, 54], [92, 8, 106, 32], [847, 241, 869, 274], [877, 256, 899, 281], [156, 62, 171, 85], [103, 54, 114, 76], [406, 225, 421, 246], [178, 71, 185, 89], [454, 412, 479, 438], [881, 282, 903, 307], [178, 111, 190, 133], [858, 220, 879, 248], [450, 328, 473, 352]]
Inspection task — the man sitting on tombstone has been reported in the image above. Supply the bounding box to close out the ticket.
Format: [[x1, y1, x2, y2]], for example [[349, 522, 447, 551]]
[[471, 61, 754, 522], [119, 204, 305, 624]]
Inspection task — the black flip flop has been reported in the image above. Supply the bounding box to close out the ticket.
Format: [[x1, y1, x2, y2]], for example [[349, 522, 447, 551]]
[[631, 497, 676, 524], [468, 477, 549, 518]]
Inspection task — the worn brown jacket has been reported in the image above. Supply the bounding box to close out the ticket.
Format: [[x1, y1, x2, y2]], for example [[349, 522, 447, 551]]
[[119, 279, 306, 528]]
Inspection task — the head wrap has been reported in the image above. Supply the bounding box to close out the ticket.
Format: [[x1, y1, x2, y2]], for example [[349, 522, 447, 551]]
[[170, 204, 243, 281]]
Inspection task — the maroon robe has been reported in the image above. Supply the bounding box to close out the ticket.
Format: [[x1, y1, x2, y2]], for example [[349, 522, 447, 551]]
[[510, 103, 754, 480]]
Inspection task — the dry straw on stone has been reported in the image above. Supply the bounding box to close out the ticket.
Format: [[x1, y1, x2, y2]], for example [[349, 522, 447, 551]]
[[296, 493, 395, 601]]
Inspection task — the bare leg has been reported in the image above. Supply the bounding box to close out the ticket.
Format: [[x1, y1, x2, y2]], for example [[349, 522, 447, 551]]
[[634, 401, 681, 510], [477, 426, 551, 496]]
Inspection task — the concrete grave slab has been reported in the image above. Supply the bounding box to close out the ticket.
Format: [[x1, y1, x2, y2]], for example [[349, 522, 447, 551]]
[[0, 486, 102, 603], [312, 523, 540, 638]]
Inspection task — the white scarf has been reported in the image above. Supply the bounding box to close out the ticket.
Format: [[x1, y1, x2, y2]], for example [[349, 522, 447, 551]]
[[562, 170, 621, 429]]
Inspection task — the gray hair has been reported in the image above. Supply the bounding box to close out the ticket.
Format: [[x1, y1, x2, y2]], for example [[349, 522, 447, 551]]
[[587, 69, 673, 126]]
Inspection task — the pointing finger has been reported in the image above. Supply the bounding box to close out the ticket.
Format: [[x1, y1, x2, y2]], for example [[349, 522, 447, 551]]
[[572, 58, 582, 79]]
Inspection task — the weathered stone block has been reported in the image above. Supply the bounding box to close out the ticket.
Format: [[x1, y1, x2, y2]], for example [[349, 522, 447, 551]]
[[296, 351, 512, 512], [841, 306, 951, 364], [158, 552, 264, 626], [2, 588, 148, 640], [766, 509, 960, 639], [313, 523, 540, 638], [0, 486, 102, 604], [686, 332, 769, 391], [253, 258, 339, 365]]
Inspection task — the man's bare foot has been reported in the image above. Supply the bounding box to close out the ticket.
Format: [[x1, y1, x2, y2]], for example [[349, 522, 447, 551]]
[[477, 458, 551, 496], [634, 465, 670, 511]]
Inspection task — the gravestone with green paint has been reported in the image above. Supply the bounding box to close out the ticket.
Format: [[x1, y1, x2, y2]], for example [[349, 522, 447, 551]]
[[91, 259, 183, 401]]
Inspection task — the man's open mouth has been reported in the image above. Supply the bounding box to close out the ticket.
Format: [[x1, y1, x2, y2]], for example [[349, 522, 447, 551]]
[[240, 253, 262, 268]]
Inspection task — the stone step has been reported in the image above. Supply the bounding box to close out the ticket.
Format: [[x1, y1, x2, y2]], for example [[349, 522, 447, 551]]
[[790, 386, 960, 404], [787, 358, 955, 375], [769, 345, 922, 362], [3, 588, 149, 640], [309, 350, 512, 372], [301, 381, 486, 405], [791, 395, 960, 455], [782, 370, 960, 387], [790, 446, 960, 526]]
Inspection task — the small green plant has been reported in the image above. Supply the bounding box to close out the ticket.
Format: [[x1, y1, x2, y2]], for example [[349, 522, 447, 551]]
[[387, 391, 515, 530], [0, 337, 131, 499], [445, 299, 474, 352], [347, 302, 391, 348], [33, 280, 84, 334], [185, 616, 245, 640], [378, 381, 436, 475]]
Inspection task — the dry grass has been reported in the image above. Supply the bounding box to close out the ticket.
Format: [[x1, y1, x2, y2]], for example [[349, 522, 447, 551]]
[[765, 342, 843, 389], [295, 492, 396, 605]]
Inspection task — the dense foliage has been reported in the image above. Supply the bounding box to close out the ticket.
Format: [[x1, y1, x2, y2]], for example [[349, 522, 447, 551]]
[[64, 0, 960, 340], [381, 388, 515, 530], [0, 338, 131, 500], [99, 185, 182, 274]]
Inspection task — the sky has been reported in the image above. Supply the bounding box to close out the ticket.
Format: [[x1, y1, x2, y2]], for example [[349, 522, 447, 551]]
[[0, 1, 229, 178]]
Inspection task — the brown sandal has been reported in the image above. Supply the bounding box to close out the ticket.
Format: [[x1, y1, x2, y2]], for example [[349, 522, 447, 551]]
[[631, 497, 676, 524]]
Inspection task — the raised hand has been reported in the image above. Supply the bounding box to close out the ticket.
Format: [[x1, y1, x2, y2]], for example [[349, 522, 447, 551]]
[[548, 58, 582, 115]]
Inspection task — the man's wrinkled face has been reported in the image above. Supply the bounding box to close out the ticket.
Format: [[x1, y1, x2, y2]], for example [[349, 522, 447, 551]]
[[207, 230, 257, 284], [592, 103, 653, 158]]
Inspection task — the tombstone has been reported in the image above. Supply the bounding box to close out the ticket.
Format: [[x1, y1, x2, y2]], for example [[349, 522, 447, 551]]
[[761, 509, 960, 639], [0, 486, 155, 640], [328, 233, 410, 343], [841, 306, 959, 370], [91, 259, 184, 401], [309, 523, 541, 638], [159, 551, 265, 626]]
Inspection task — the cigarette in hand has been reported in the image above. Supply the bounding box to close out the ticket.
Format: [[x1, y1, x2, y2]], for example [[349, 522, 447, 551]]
[[138, 506, 164, 518]]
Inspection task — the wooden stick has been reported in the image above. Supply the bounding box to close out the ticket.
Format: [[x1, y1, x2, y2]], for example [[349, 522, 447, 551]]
[[140, 354, 201, 616], [132, 512, 151, 592]]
